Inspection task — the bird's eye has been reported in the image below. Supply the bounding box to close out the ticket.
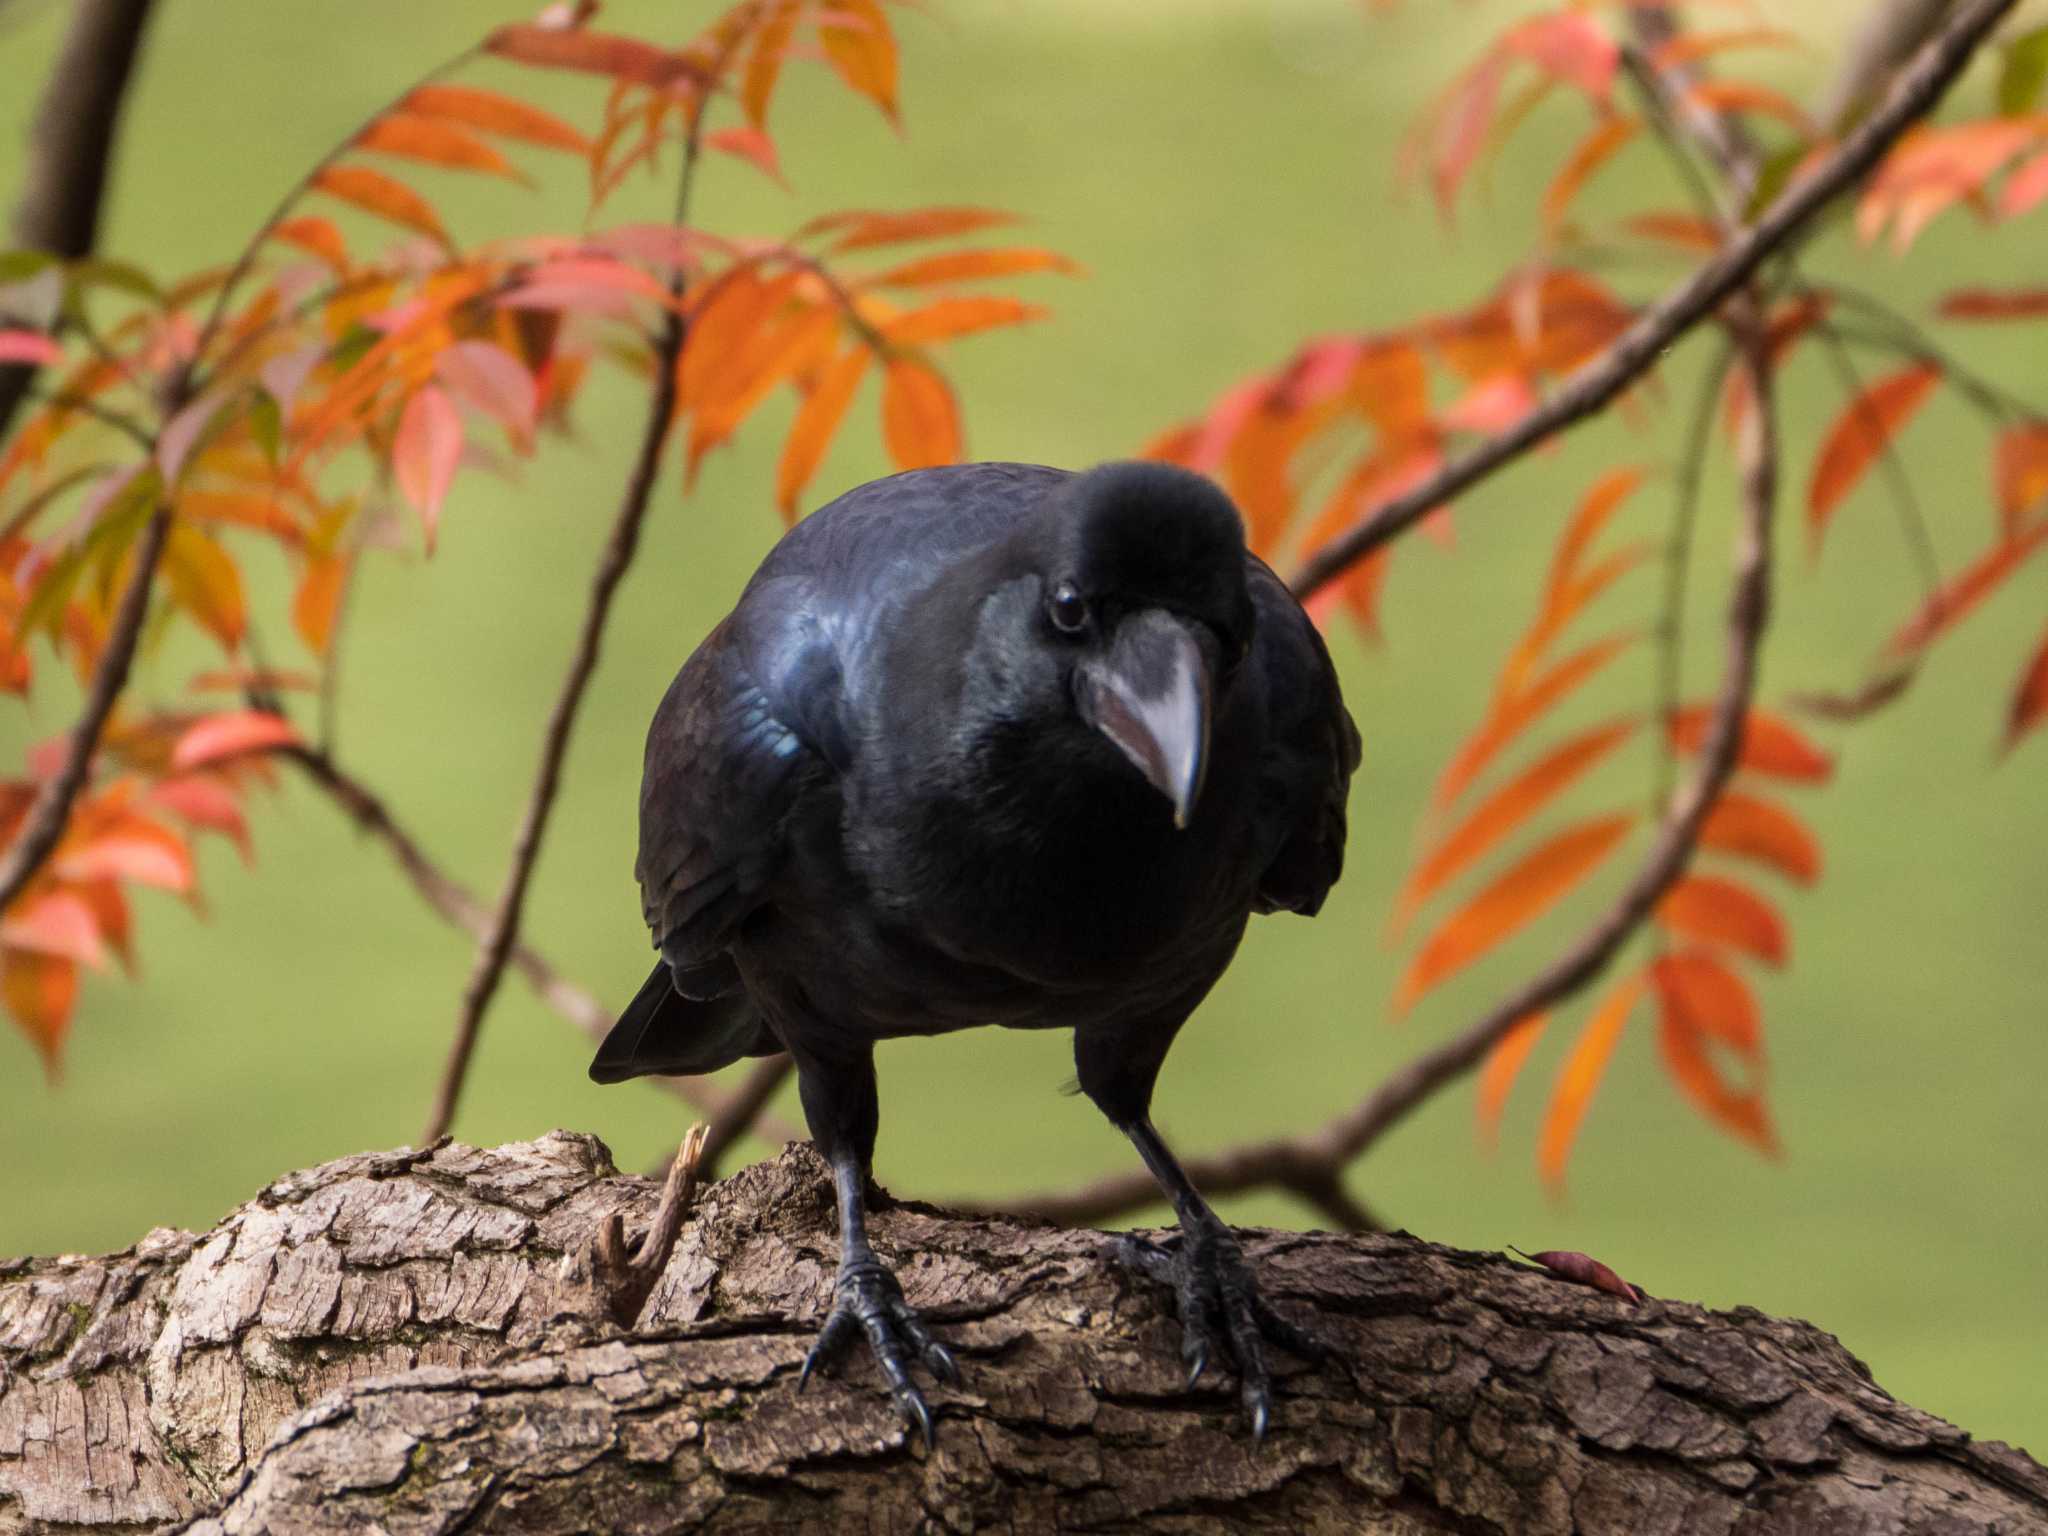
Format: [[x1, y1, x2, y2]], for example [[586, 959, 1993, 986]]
[[1047, 580, 1090, 635]]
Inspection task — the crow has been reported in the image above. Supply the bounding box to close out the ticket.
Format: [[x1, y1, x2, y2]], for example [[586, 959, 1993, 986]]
[[593, 460, 1360, 1443]]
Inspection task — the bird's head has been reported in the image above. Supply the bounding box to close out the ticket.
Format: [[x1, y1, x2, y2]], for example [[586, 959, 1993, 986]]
[[1034, 461, 1255, 828]]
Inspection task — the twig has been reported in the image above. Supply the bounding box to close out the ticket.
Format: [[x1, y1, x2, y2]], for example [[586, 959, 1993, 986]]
[[284, 743, 802, 1143], [420, 65, 725, 1145], [0, 501, 172, 912], [1003, 307, 1781, 1231], [697, 1052, 796, 1179], [1287, 0, 2016, 601], [0, 0, 157, 443], [590, 1122, 708, 1327]]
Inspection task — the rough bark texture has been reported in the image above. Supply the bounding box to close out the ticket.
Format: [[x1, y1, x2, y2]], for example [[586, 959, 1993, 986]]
[[1, 1136, 2042, 1534]]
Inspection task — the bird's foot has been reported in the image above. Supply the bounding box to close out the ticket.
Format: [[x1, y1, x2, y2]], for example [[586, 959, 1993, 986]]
[[799, 1256, 959, 1448], [1116, 1223, 1328, 1439]]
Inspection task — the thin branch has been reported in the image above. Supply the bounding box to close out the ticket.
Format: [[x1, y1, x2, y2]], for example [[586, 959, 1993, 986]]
[[1004, 317, 1781, 1230], [1287, 0, 2016, 602], [697, 1053, 795, 1179], [419, 73, 724, 1146], [1815, 279, 2043, 423], [0, 0, 157, 443], [0, 500, 172, 912]]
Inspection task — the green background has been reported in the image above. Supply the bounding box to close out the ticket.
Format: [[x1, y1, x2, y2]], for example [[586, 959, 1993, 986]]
[[3, 0, 2043, 1455]]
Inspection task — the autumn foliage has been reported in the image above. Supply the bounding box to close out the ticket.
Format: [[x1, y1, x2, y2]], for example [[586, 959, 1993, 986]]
[[1, 1, 2044, 1207]]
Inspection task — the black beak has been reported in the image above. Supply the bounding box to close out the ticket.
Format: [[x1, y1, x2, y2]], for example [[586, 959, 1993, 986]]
[[1076, 609, 1213, 828]]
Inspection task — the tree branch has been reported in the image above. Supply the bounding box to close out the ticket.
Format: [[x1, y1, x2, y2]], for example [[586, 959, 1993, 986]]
[[0, 0, 157, 442], [1286, 0, 2015, 602]]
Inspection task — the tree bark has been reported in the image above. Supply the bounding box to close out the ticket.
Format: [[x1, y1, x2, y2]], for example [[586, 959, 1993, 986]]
[[1, 1137, 2042, 1534]]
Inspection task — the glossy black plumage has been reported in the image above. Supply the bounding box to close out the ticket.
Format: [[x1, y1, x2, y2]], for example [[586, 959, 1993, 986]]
[[595, 460, 1359, 1441]]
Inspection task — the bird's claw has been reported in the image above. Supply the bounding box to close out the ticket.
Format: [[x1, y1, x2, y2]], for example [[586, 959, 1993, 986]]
[[1115, 1227, 1326, 1441], [800, 1257, 956, 1449]]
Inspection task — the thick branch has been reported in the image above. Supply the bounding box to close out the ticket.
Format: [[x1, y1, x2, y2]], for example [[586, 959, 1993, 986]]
[[2, 1135, 2041, 1532], [0, 0, 157, 441], [1286, 0, 2015, 601]]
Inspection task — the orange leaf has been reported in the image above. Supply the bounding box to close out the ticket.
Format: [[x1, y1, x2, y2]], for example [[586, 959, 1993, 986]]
[[708, 125, 784, 184], [1807, 363, 1940, 555], [55, 812, 193, 894], [1, 948, 78, 1077], [1397, 813, 1635, 1013], [821, 206, 1021, 253], [1477, 1012, 1547, 1150], [882, 296, 1047, 347], [1400, 720, 1636, 927], [1434, 634, 1637, 810], [1685, 79, 1813, 136], [1429, 52, 1507, 217], [1649, 26, 1802, 70], [163, 525, 247, 652], [679, 270, 801, 415], [1542, 115, 1639, 236], [1657, 874, 1786, 967], [819, 0, 900, 122], [2004, 618, 2048, 753], [1938, 287, 2048, 320], [484, 25, 677, 84], [293, 553, 350, 656], [1507, 11, 1618, 101], [2000, 146, 2048, 218], [685, 303, 839, 482], [1549, 465, 1645, 594], [1697, 791, 1821, 885], [880, 357, 961, 471], [149, 775, 253, 862], [1884, 523, 2048, 656], [1652, 952, 1777, 1154], [1994, 422, 2048, 534], [356, 114, 521, 180], [310, 165, 449, 246], [1621, 211, 1722, 253], [869, 247, 1081, 287], [1538, 973, 1644, 1192], [1668, 705, 1833, 782], [1501, 542, 1653, 698], [403, 84, 589, 154], [742, 0, 800, 127], [0, 888, 108, 967], [268, 216, 349, 272], [171, 710, 301, 771], [394, 385, 464, 550], [775, 345, 870, 521]]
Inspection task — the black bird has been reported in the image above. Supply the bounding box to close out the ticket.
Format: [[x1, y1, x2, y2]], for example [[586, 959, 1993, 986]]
[[593, 460, 1360, 1442]]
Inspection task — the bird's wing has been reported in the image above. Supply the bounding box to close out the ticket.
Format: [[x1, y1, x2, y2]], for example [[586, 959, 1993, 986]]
[[634, 585, 842, 973], [1245, 556, 1362, 916]]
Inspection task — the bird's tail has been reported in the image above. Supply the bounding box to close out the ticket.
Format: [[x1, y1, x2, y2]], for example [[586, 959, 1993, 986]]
[[589, 963, 776, 1083]]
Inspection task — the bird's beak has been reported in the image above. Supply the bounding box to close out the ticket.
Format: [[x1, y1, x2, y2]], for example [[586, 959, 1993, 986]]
[[1076, 609, 1213, 828]]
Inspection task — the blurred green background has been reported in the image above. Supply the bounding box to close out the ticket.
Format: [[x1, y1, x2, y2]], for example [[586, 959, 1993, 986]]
[[3, 0, 2044, 1455]]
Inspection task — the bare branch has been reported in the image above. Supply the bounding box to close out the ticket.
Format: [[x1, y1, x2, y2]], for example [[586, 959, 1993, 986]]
[[0, 0, 157, 441], [698, 1052, 796, 1179], [0, 500, 172, 913], [1287, 0, 2016, 602], [589, 1122, 707, 1327]]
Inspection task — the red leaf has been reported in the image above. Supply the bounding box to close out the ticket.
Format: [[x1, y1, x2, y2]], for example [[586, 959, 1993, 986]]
[[1807, 364, 1940, 556], [394, 385, 464, 550], [0, 330, 64, 367], [1652, 949, 1761, 1054], [0, 889, 108, 967], [1399, 720, 1636, 927], [880, 357, 962, 471], [1429, 52, 1507, 217], [437, 341, 538, 442], [55, 813, 194, 894], [310, 165, 449, 246], [268, 217, 350, 271], [2004, 619, 2048, 752], [171, 711, 301, 771], [1542, 115, 1639, 235], [1513, 1247, 1643, 1303], [149, 775, 253, 861], [1398, 814, 1635, 1013], [1653, 951, 1777, 1154], [484, 25, 678, 84], [1994, 422, 2048, 534], [1477, 1012, 1547, 1150], [1697, 791, 1821, 885], [1999, 146, 2048, 218], [1, 948, 77, 1077], [1621, 211, 1722, 253], [1885, 523, 2048, 656], [1684, 80, 1814, 136], [775, 345, 870, 521], [1668, 706, 1833, 782], [403, 84, 589, 154], [1657, 874, 1787, 967], [1507, 12, 1618, 101], [356, 114, 522, 180], [708, 125, 785, 185], [1538, 973, 1644, 1192]]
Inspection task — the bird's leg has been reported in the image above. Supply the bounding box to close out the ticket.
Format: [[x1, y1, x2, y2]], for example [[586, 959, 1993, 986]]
[[1113, 1117, 1328, 1439], [793, 1051, 957, 1447]]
